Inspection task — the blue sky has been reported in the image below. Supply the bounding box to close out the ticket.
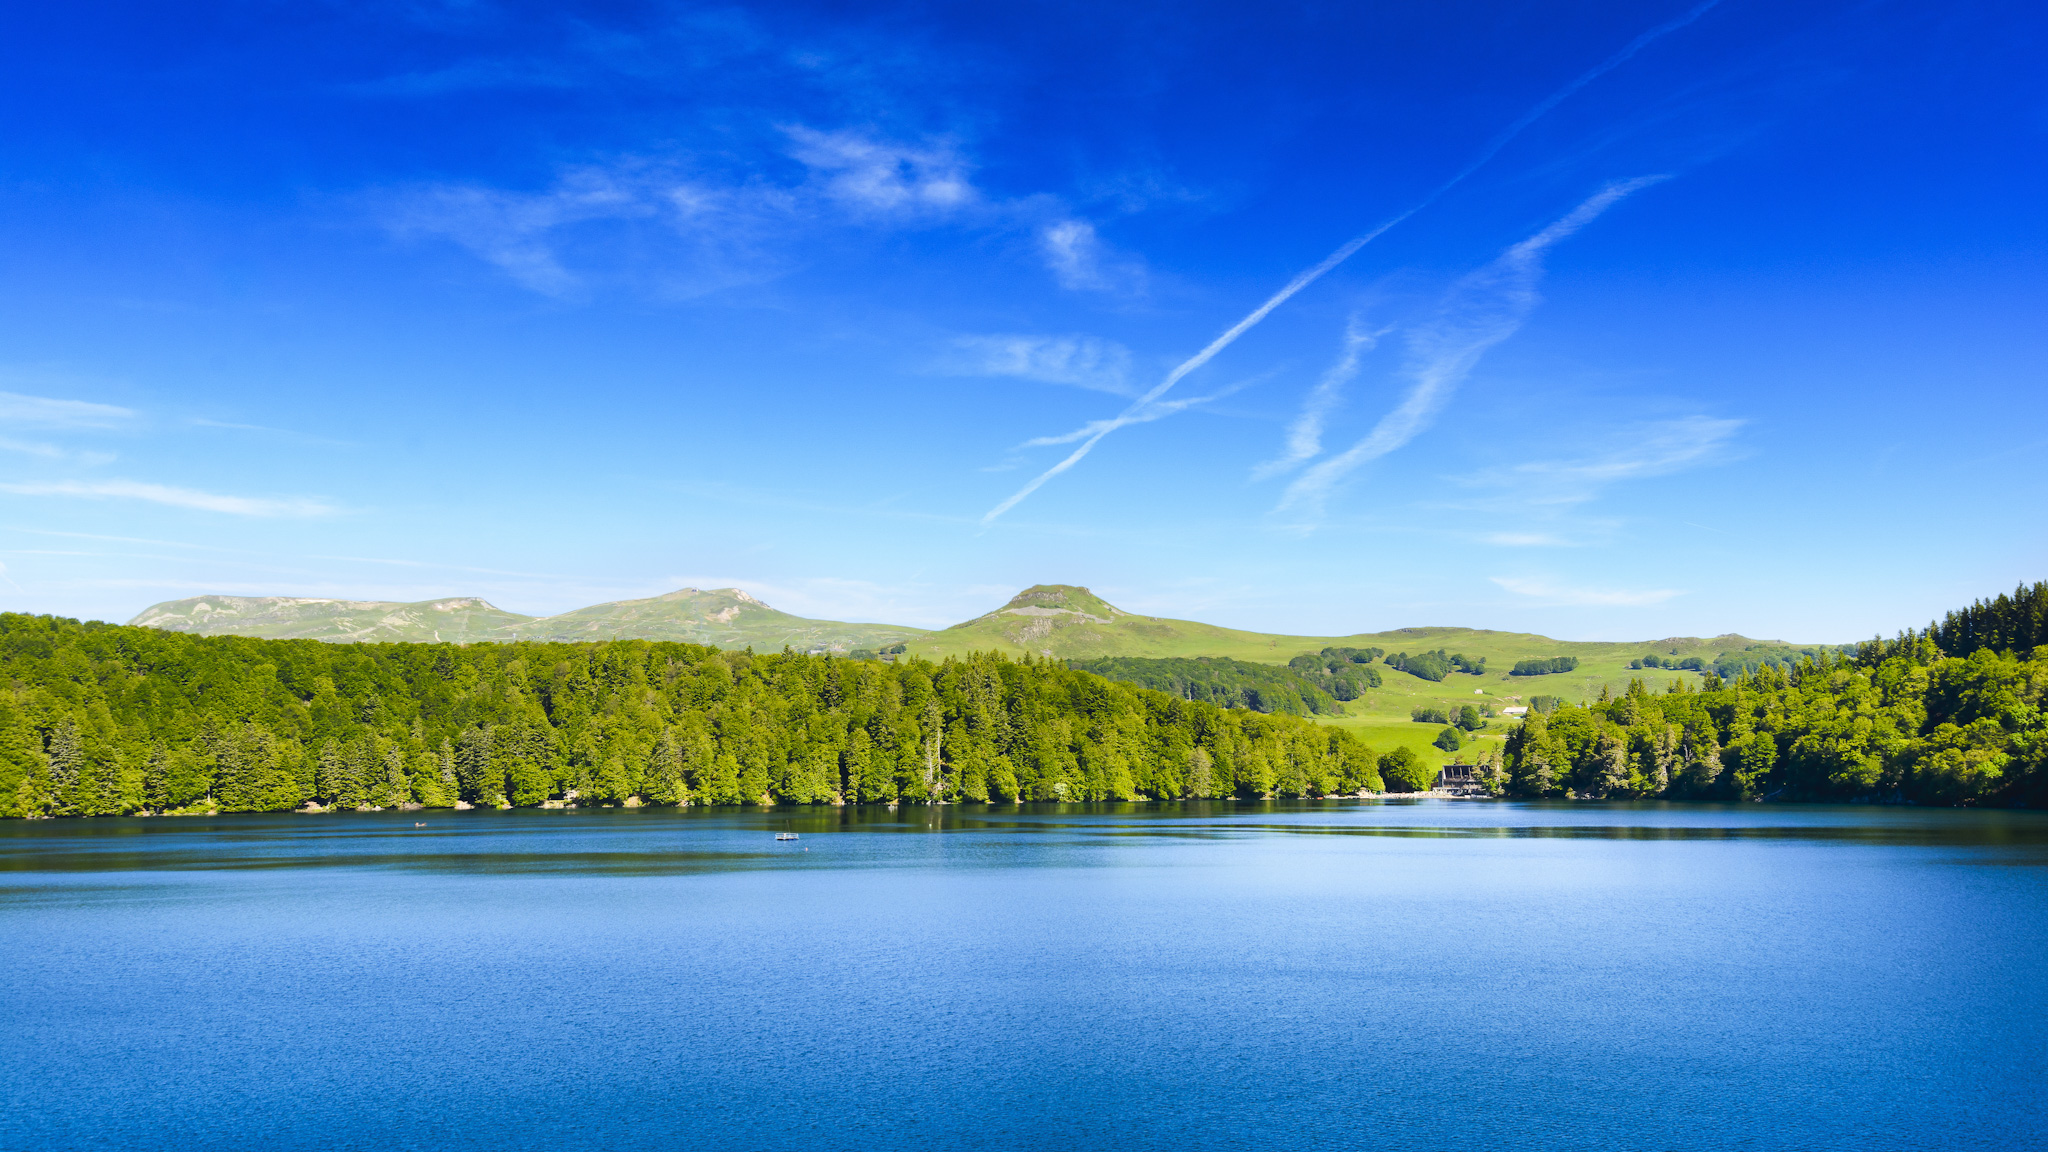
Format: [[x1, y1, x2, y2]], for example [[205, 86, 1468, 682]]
[[0, 0, 2042, 641]]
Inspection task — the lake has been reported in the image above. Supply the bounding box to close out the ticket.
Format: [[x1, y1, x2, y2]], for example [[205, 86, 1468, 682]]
[[2, 801, 2043, 1150]]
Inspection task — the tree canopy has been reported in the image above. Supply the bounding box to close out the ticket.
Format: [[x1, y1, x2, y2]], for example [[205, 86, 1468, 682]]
[[1386, 649, 1483, 682], [1510, 656, 1579, 676], [1489, 640, 2048, 807], [0, 613, 1387, 819], [1071, 655, 1351, 715]]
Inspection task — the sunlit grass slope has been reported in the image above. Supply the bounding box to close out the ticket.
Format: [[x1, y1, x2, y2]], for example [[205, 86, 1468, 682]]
[[913, 584, 1805, 772], [918, 585, 1764, 689]]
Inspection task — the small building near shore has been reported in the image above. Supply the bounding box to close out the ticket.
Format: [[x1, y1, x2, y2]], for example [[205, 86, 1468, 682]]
[[1435, 763, 1483, 793]]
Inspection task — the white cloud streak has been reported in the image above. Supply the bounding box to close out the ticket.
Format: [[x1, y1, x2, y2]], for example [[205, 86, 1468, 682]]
[[0, 437, 116, 465], [980, 226, 1397, 525], [1251, 316, 1384, 480], [942, 334, 1134, 395], [0, 391, 135, 429], [387, 127, 975, 297], [782, 127, 976, 214], [1488, 415, 1744, 505], [0, 480, 336, 518], [1425, 0, 1721, 200], [980, 1, 1719, 525], [1038, 219, 1144, 293], [1491, 576, 1682, 607], [1278, 177, 1666, 518], [1018, 391, 1223, 448], [389, 165, 659, 296]]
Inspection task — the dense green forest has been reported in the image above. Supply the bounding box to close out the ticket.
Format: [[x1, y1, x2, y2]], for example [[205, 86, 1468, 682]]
[[1492, 583, 2048, 806], [1068, 655, 1346, 715], [0, 613, 1396, 819]]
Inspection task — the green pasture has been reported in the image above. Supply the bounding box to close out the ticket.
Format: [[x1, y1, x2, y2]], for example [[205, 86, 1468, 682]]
[[1306, 653, 1715, 775]]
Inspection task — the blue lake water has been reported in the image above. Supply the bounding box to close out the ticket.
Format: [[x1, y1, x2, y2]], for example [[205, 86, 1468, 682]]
[[2, 801, 2044, 1151]]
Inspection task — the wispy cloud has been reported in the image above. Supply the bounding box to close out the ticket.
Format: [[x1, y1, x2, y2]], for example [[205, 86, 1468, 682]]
[[310, 555, 563, 579], [941, 335, 1134, 395], [783, 126, 976, 215], [980, 228, 1387, 525], [386, 127, 1007, 297], [1277, 177, 1666, 519], [978, 1, 1720, 526], [1491, 576, 1682, 607], [386, 164, 673, 296], [1017, 388, 1233, 447], [0, 391, 135, 429], [1423, 0, 1722, 200], [0, 436, 115, 465], [1251, 316, 1384, 480], [1, 526, 261, 553], [1038, 219, 1145, 293], [189, 418, 356, 447], [1485, 532, 1576, 547], [0, 480, 336, 518], [1480, 415, 1744, 506]]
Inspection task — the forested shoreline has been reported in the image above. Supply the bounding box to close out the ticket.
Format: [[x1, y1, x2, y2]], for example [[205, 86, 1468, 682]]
[[0, 613, 1391, 819], [1492, 583, 2048, 806], [8, 581, 2044, 818]]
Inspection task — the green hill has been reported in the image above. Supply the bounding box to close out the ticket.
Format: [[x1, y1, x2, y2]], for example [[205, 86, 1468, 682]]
[[918, 584, 1778, 671], [920, 584, 1322, 661], [128, 595, 535, 643], [910, 584, 1833, 774], [498, 588, 929, 651], [128, 588, 927, 653]]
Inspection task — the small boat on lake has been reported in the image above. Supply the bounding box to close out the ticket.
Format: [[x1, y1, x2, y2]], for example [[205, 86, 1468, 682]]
[[776, 822, 799, 841]]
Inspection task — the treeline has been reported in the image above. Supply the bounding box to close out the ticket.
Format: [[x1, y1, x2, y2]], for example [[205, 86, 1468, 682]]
[[1385, 649, 1484, 682], [1637, 645, 1853, 677], [1285, 649, 1383, 699], [1069, 655, 1343, 716], [0, 614, 1402, 819], [1492, 637, 2048, 806], [1510, 656, 1579, 676], [1875, 581, 2048, 662], [1410, 703, 1489, 730]]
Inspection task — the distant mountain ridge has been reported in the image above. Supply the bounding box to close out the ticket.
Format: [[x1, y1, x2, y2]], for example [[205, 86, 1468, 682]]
[[915, 584, 1775, 665], [129, 588, 928, 652], [129, 582, 1783, 673], [127, 595, 534, 644]]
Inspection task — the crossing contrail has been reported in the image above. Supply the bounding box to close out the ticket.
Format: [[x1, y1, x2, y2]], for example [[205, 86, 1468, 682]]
[[979, 0, 1721, 526], [1278, 177, 1667, 517]]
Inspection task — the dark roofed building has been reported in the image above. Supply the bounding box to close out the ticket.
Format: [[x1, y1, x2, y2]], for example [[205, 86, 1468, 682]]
[[1434, 763, 1482, 794]]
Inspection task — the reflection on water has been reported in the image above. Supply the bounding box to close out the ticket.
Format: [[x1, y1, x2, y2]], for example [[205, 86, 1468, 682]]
[[3, 800, 2046, 877]]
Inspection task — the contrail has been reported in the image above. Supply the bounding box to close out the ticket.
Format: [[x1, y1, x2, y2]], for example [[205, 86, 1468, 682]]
[[1251, 315, 1383, 480], [979, 223, 1401, 525], [1424, 0, 1721, 200], [1278, 177, 1667, 517], [979, 0, 1721, 526]]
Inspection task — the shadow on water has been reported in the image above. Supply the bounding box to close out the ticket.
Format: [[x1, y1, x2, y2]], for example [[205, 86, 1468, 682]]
[[2, 799, 2046, 877]]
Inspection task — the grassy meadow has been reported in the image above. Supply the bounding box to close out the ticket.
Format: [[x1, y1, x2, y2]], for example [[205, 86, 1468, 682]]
[[1306, 648, 1717, 771]]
